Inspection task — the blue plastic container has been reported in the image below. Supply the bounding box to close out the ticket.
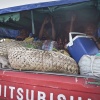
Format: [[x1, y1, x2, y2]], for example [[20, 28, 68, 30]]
[[67, 32, 99, 63]]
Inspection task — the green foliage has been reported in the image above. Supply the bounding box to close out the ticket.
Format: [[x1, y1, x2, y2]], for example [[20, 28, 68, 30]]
[[25, 44, 36, 49]]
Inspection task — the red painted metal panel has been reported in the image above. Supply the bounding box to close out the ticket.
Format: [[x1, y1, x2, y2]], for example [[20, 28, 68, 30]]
[[0, 70, 99, 100]]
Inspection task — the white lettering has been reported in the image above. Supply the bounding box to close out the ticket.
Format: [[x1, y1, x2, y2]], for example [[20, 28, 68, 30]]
[[0, 85, 1, 96], [16, 88, 23, 100], [88, 99, 92, 100], [4, 85, 7, 97], [50, 93, 53, 100], [70, 96, 74, 100], [78, 97, 82, 100], [38, 91, 46, 100], [57, 94, 66, 100], [26, 89, 34, 100], [9, 86, 15, 99], [0, 84, 93, 100]]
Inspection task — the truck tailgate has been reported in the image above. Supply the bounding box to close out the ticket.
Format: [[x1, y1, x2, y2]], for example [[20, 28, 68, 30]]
[[0, 70, 99, 100]]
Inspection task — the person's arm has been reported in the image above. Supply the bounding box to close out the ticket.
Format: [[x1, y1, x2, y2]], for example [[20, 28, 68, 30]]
[[39, 18, 48, 39], [89, 35, 100, 49], [69, 15, 76, 32], [50, 18, 56, 40], [39, 23, 45, 39]]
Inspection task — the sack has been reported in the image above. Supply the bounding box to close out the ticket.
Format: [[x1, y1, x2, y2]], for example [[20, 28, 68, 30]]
[[78, 55, 100, 77], [8, 47, 78, 74], [0, 40, 22, 56], [0, 40, 43, 56], [42, 40, 58, 51], [0, 55, 11, 68]]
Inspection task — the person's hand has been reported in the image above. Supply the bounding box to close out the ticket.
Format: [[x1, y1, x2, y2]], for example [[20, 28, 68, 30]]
[[50, 17, 54, 26], [71, 14, 76, 22], [16, 35, 26, 41], [43, 17, 49, 25]]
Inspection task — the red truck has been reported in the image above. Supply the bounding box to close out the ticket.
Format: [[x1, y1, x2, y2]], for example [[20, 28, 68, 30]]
[[0, 0, 100, 100]]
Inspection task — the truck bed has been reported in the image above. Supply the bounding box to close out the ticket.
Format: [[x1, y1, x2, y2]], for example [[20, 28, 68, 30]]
[[0, 69, 99, 100]]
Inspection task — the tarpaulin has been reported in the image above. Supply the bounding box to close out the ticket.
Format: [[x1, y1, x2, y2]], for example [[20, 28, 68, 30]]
[[0, 0, 89, 14], [0, 13, 20, 22], [0, 27, 20, 38]]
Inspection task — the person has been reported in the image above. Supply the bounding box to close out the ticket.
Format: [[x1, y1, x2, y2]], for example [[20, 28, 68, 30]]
[[39, 15, 56, 40], [84, 23, 97, 39], [84, 23, 100, 49], [57, 34, 64, 50], [57, 15, 76, 49], [16, 29, 30, 41]]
